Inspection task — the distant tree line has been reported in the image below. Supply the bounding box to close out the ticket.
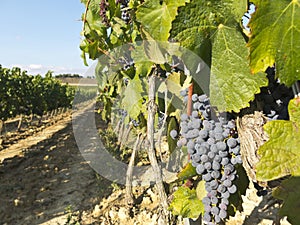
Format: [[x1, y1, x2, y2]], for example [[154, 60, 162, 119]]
[[55, 74, 95, 79], [55, 73, 83, 78]]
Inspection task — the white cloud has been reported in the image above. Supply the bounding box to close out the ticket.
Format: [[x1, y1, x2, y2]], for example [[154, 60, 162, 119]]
[[28, 64, 43, 70], [11, 64, 95, 77]]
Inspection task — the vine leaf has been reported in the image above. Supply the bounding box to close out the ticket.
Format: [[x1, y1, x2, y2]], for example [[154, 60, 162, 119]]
[[131, 44, 153, 77], [210, 24, 267, 112], [169, 186, 204, 219], [143, 40, 170, 64], [256, 98, 300, 181], [136, 0, 190, 41], [249, 0, 300, 86], [272, 177, 300, 224], [231, 0, 248, 22], [121, 77, 146, 120], [169, 0, 213, 67], [177, 162, 197, 180], [158, 72, 191, 97], [95, 61, 108, 90], [165, 72, 184, 96]]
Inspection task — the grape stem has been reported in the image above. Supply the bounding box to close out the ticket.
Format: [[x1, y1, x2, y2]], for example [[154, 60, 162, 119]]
[[187, 83, 193, 116], [187, 83, 193, 161]]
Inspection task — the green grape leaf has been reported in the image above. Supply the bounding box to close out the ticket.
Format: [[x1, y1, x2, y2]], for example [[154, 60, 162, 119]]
[[95, 61, 108, 90], [166, 72, 183, 96], [158, 72, 191, 97], [143, 40, 170, 64], [170, 0, 241, 62], [136, 0, 190, 41], [169, 0, 213, 66], [256, 98, 300, 181], [121, 77, 146, 120], [82, 0, 103, 32], [210, 24, 267, 112], [169, 186, 204, 219], [249, 0, 300, 86], [230, 0, 248, 22], [132, 45, 153, 77], [177, 162, 197, 180], [272, 177, 300, 224]]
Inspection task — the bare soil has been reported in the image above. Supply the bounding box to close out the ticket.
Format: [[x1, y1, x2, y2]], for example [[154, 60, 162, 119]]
[[0, 104, 113, 225]]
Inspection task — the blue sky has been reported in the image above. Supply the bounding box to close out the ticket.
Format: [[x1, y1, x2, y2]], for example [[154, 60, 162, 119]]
[[0, 0, 95, 76]]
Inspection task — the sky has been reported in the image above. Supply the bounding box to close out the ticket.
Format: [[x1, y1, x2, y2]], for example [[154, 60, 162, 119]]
[[0, 0, 95, 76]]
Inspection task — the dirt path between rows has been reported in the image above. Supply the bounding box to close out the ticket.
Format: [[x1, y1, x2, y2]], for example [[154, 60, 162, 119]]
[[0, 104, 112, 225]]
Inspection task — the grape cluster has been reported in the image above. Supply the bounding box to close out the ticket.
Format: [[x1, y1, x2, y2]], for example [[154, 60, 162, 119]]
[[118, 56, 134, 71], [100, 0, 110, 27], [258, 67, 293, 120], [119, 0, 130, 23], [176, 92, 242, 224], [117, 109, 140, 127], [118, 109, 128, 121]]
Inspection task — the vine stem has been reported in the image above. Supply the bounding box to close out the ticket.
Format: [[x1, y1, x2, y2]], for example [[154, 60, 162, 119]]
[[157, 85, 168, 163], [125, 133, 142, 206], [82, 0, 91, 31], [120, 121, 133, 149], [117, 121, 125, 145], [147, 74, 169, 224]]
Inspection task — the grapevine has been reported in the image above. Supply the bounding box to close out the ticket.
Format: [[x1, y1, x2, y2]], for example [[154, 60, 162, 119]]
[[0, 65, 75, 121], [80, 0, 300, 224]]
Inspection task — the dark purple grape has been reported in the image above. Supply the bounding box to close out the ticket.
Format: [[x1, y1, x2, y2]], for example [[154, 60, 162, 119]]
[[228, 184, 237, 194]]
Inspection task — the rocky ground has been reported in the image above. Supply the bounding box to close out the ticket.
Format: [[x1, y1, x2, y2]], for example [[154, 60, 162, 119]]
[[0, 103, 292, 225]]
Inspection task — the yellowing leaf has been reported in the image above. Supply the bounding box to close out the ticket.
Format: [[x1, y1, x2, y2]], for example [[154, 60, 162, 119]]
[[210, 24, 267, 112], [169, 186, 204, 219], [249, 0, 300, 86], [196, 180, 207, 202], [177, 162, 197, 180], [256, 97, 300, 181]]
